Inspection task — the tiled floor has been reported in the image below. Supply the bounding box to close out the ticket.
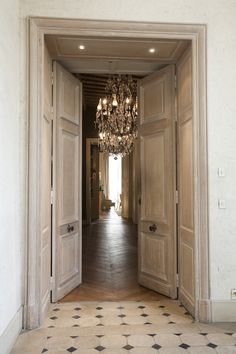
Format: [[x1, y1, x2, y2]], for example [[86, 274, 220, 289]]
[[11, 300, 236, 353]]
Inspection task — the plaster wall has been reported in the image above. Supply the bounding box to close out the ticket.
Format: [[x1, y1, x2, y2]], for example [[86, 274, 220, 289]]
[[0, 0, 24, 345], [17, 0, 236, 312]]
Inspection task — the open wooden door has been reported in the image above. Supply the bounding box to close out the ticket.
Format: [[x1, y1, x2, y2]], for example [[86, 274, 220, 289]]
[[176, 47, 195, 315], [40, 45, 52, 319], [138, 65, 177, 298], [52, 62, 82, 301]]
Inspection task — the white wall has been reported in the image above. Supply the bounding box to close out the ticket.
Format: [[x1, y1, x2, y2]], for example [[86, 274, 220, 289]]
[[0, 0, 24, 348], [18, 0, 236, 318]]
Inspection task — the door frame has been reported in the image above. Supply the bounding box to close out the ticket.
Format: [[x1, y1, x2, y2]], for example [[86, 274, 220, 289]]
[[86, 138, 99, 224], [27, 17, 209, 328]]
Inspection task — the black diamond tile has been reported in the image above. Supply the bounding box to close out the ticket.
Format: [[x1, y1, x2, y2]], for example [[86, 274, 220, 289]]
[[174, 333, 182, 336], [96, 307, 103, 310], [50, 316, 58, 320], [72, 324, 79, 327], [207, 343, 217, 348], [42, 349, 48, 353], [179, 343, 190, 349], [141, 313, 148, 317], [152, 344, 162, 350], [95, 346, 105, 351], [200, 332, 208, 336], [163, 313, 171, 317], [118, 314, 126, 318], [144, 322, 152, 325], [148, 333, 156, 337], [117, 306, 124, 309], [138, 305, 145, 309], [72, 315, 80, 319], [96, 315, 103, 318], [123, 344, 134, 350], [70, 336, 78, 339], [53, 308, 60, 312], [67, 347, 77, 353], [74, 307, 81, 311]]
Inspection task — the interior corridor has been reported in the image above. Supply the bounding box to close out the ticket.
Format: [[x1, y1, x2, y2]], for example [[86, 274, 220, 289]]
[[62, 209, 162, 302]]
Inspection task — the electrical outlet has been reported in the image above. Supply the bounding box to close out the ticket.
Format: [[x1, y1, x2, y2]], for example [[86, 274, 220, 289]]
[[231, 289, 236, 299]]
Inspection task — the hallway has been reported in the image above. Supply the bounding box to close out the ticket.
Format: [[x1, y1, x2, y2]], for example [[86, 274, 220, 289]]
[[62, 210, 161, 302]]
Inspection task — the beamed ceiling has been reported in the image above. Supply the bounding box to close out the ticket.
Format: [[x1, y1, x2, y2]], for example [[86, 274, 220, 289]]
[[45, 35, 190, 107]]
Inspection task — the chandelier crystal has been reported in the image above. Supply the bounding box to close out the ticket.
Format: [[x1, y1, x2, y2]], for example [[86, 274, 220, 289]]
[[95, 75, 138, 157]]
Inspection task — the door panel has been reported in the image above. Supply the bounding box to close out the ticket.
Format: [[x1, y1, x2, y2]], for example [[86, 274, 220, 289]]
[[40, 44, 52, 320], [52, 62, 82, 301], [138, 65, 177, 298], [177, 46, 195, 315]]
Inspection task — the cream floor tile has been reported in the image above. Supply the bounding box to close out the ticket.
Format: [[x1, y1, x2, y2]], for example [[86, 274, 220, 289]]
[[154, 333, 182, 347], [128, 334, 155, 347], [130, 348, 160, 354], [188, 347, 217, 353], [73, 335, 100, 348], [147, 315, 170, 325], [100, 335, 127, 348], [124, 315, 147, 325], [100, 315, 123, 326], [78, 316, 100, 326], [207, 334, 236, 346], [216, 347, 236, 354], [180, 333, 209, 346], [102, 349, 129, 354], [159, 347, 188, 354], [47, 336, 74, 349]]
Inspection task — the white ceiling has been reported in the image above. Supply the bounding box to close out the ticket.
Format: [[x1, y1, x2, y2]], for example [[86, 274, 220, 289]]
[[45, 35, 190, 75]]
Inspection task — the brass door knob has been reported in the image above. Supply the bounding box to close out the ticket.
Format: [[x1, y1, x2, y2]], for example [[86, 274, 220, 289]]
[[149, 224, 157, 232]]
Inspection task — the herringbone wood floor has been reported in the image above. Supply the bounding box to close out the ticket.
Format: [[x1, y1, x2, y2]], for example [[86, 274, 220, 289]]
[[61, 210, 164, 302]]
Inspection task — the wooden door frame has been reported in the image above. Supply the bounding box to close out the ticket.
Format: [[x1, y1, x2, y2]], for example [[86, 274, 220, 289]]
[[27, 17, 209, 328], [86, 138, 99, 224]]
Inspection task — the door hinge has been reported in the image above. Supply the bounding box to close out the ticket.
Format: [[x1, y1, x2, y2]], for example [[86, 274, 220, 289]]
[[176, 273, 179, 287], [50, 276, 54, 291], [175, 190, 179, 204], [50, 106, 54, 120], [51, 71, 54, 86], [174, 74, 177, 89], [51, 189, 54, 205]]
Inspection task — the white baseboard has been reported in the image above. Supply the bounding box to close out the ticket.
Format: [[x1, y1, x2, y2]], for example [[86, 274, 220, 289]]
[[0, 306, 23, 354], [211, 300, 236, 322]]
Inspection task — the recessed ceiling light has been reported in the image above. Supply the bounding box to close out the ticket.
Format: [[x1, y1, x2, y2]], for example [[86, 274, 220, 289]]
[[79, 45, 85, 50], [149, 48, 155, 53]]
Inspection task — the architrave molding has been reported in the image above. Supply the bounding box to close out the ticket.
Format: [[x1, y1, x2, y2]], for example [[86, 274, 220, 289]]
[[27, 17, 209, 328]]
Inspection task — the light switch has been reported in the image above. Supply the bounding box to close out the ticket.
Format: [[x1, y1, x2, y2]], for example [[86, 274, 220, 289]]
[[218, 199, 226, 209], [218, 168, 226, 177]]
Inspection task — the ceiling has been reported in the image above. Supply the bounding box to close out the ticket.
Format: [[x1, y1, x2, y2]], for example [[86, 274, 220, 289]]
[[45, 35, 190, 106]]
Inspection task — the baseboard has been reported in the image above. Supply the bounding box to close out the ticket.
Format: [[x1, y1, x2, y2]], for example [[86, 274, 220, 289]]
[[0, 306, 23, 354], [211, 300, 236, 322]]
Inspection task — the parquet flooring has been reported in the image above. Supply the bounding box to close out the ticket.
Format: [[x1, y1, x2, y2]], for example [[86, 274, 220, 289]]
[[61, 210, 163, 302]]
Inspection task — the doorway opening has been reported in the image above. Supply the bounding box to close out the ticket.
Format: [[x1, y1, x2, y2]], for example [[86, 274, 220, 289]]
[[27, 18, 209, 329]]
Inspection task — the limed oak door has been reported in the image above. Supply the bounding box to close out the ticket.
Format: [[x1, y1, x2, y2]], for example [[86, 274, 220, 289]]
[[52, 62, 82, 301], [176, 47, 195, 315], [138, 65, 177, 298]]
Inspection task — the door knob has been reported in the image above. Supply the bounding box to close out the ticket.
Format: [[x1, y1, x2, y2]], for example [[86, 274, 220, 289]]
[[67, 224, 74, 233], [149, 224, 157, 232]]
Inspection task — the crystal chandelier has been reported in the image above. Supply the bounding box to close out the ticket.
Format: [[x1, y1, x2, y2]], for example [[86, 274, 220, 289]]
[[95, 75, 138, 157]]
